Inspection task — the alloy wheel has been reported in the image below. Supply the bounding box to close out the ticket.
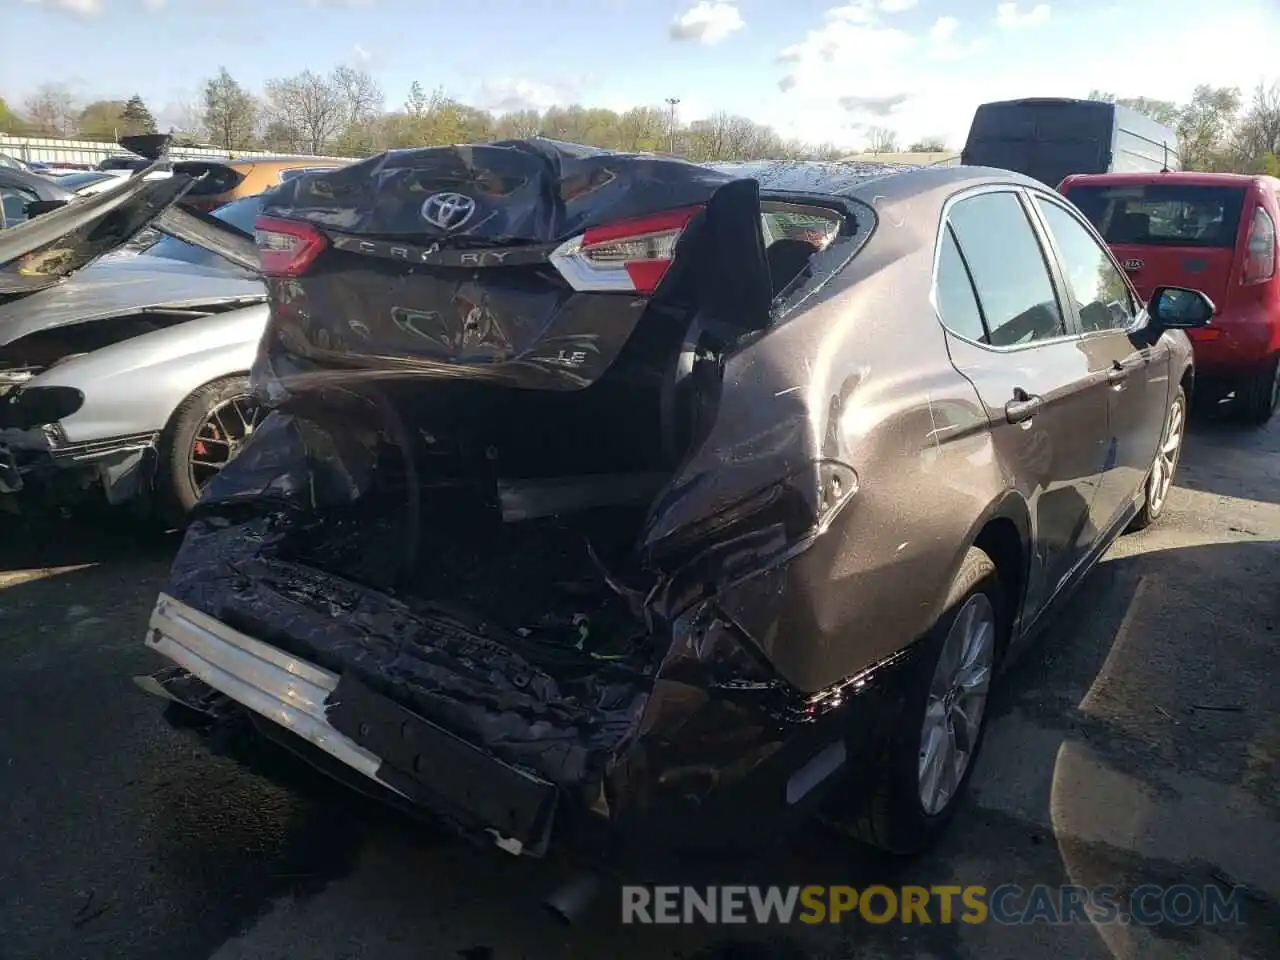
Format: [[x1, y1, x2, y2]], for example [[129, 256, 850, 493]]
[[188, 394, 261, 492], [918, 592, 996, 816], [1147, 395, 1185, 516]]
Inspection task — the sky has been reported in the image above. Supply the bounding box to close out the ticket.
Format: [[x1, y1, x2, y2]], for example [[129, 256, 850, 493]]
[[5, 0, 1280, 150]]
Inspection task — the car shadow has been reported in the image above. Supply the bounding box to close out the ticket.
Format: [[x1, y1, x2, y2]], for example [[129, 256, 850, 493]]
[[1, 444, 1278, 958], [0, 507, 178, 573]]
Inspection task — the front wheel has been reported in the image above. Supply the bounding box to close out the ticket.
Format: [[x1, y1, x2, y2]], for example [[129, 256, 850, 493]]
[[836, 547, 1004, 854], [154, 375, 261, 524], [1128, 385, 1186, 532]]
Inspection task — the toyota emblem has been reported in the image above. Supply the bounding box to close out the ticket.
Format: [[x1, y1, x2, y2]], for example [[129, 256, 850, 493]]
[[421, 192, 476, 231]]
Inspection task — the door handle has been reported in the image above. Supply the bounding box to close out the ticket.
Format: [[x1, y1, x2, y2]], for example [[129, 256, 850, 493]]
[[1005, 390, 1043, 424], [1107, 362, 1129, 386]]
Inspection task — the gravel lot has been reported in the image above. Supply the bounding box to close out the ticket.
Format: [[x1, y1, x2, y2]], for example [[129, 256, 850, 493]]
[[1, 406, 1278, 960]]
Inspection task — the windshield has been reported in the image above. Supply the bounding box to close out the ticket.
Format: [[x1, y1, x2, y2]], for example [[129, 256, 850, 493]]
[[137, 194, 261, 270], [53, 171, 117, 190], [1065, 182, 1248, 247]]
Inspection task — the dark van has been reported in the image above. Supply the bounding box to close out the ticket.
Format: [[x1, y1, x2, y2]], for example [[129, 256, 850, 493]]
[[962, 98, 1180, 188]]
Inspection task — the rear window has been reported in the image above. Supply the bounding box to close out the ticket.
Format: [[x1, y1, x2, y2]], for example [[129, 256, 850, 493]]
[[1064, 182, 1247, 248], [172, 161, 247, 198]]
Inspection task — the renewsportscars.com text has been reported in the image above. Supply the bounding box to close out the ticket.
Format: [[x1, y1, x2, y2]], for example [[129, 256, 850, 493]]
[[621, 884, 1247, 926]]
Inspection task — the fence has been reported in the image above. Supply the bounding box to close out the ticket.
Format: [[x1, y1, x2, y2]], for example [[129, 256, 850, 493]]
[[0, 134, 352, 166]]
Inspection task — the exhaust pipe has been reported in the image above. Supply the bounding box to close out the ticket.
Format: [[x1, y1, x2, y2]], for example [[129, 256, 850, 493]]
[[543, 871, 602, 925]]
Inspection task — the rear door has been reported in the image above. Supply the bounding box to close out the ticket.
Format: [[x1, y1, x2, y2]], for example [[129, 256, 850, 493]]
[[1029, 192, 1168, 535], [1062, 179, 1248, 306], [936, 188, 1110, 616]]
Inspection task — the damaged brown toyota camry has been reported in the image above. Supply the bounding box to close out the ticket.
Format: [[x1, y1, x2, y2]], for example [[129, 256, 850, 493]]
[[136, 139, 1213, 903]]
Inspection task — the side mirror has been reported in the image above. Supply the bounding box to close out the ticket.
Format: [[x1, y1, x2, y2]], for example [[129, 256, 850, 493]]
[[1149, 285, 1215, 329]]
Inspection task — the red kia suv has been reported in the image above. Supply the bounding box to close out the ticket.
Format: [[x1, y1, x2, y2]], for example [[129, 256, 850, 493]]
[[1061, 171, 1280, 423]]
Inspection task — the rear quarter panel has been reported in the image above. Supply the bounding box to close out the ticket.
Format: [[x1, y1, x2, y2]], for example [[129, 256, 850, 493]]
[[655, 190, 1011, 694], [25, 305, 267, 443]]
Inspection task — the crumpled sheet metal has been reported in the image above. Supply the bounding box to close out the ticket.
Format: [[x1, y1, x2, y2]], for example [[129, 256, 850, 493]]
[[262, 138, 740, 244], [250, 140, 772, 395], [166, 409, 817, 830]]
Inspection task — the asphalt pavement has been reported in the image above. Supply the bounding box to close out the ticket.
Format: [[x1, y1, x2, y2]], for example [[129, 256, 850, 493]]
[[1, 404, 1278, 960]]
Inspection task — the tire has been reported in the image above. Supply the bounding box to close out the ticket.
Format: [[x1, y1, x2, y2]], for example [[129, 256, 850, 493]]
[[154, 375, 257, 524], [1128, 385, 1186, 532], [1236, 356, 1280, 425], [839, 547, 1004, 855]]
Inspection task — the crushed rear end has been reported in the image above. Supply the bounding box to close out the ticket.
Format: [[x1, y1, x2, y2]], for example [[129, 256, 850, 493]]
[[141, 140, 892, 867]]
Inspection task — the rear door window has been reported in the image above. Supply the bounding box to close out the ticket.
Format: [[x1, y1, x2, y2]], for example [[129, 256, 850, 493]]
[[1065, 182, 1247, 248], [934, 225, 988, 343], [947, 191, 1066, 347], [1034, 197, 1137, 333]]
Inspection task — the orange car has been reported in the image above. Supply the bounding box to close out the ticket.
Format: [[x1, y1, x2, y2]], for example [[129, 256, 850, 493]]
[[174, 155, 351, 211]]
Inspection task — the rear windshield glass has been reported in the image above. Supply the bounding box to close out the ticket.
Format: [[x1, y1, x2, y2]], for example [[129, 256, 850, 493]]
[[138, 194, 261, 270], [1065, 183, 1247, 247], [173, 161, 247, 197]]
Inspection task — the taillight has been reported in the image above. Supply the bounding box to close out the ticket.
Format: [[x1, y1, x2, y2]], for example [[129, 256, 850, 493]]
[[254, 216, 328, 277], [549, 205, 703, 294], [1243, 207, 1276, 285]]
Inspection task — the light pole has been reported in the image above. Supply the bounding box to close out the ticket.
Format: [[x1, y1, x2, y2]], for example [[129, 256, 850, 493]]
[[665, 97, 680, 155]]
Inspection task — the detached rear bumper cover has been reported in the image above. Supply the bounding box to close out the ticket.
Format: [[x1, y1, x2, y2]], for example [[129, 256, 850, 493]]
[[146, 592, 560, 854]]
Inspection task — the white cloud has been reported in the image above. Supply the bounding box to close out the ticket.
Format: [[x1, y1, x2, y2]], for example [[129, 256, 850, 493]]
[[879, 0, 918, 11], [474, 78, 577, 114], [20, 0, 104, 16], [996, 2, 1051, 28], [142, 0, 166, 9], [669, 1, 745, 46], [765, 0, 1280, 151], [353, 43, 372, 67]]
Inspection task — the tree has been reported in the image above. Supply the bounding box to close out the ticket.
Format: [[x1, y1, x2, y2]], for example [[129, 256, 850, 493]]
[[202, 67, 257, 150], [492, 109, 541, 140], [263, 70, 344, 154], [0, 97, 23, 134], [1088, 90, 1180, 127], [1176, 84, 1241, 170], [120, 95, 157, 135], [331, 66, 383, 129], [908, 136, 948, 152], [24, 83, 78, 137], [77, 100, 127, 140], [866, 125, 899, 153], [615, 106, 667, 152], [1234, 82, 1280, 171]]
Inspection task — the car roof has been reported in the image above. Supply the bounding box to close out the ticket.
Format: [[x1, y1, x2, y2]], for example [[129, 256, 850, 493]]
[[710, 159, 1049, 203], [1062, 171, 1280, 188]]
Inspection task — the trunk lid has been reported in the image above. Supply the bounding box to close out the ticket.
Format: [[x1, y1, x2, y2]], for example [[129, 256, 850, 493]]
[[253, 139, 773, 392], [1062, 179, 1248, 307]]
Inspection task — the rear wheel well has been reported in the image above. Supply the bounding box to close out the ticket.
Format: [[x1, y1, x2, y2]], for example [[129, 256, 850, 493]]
[[973, 517, 1024, 647]]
